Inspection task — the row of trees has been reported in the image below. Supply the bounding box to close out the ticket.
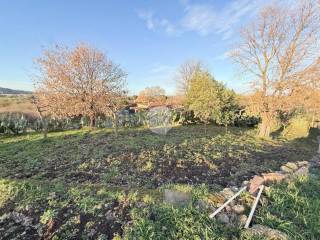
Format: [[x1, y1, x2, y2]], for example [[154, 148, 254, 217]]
[[174, 0, 320, 137], [32, 0, 319, 138]]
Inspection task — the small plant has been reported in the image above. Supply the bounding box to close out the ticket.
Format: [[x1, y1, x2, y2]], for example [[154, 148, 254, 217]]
[[40, 209, 57, 224]]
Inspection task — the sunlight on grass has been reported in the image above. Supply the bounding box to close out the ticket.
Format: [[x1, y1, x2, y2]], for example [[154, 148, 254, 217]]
[[255, 172, 320, 239]]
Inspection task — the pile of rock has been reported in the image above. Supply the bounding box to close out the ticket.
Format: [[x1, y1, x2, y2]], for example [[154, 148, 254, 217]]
[[163, 187, 250, 227], [247, 159, 315, 194], [214, 154, 320, 238], [242, 224, 288, 240], [211, 187, 249, 227], [162, 151, 320, 239]]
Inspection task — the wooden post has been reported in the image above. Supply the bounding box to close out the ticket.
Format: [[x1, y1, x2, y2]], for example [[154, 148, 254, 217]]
[[244, 185, 264, 229], [209, 186, 247, 219]]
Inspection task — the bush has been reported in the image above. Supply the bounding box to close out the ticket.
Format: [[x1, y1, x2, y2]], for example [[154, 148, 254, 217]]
[[234, 110, 259, 128], [174, 110, 199, 125], [282, 115, 310, 139], [0, 113, 28, 134], [269, 117, 282, 133], [0, 113, 82, 135]]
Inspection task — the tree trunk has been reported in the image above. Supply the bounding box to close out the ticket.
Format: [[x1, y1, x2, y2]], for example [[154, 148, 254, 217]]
[[38, 114, 48, 139], [258, 112, 272, 138], [89, 115, 95, 128], [311, 114, 315, 128], [42, 118, 48, 139], [113, 113, 118, 137]]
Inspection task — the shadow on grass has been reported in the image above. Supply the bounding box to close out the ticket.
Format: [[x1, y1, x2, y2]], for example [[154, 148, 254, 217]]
[[0, 125, 319, 189], [270, 126, 284, 139]]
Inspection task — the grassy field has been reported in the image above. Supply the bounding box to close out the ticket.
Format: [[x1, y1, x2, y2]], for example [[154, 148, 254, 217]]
[[0, 95, 36, 115], [254, 171, 320, 239], [0, 125, 319, 239]]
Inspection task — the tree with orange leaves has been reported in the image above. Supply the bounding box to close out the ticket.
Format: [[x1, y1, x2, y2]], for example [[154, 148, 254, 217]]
[[34, 44, 127, 128], [136, 86, 166, 107]]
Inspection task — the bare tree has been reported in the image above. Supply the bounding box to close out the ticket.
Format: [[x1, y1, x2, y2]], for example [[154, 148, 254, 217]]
[[34, 44, 127, 128], [176, 60, 202, 96], [136, 86, 166, 107], [231, 0, 320, 137]]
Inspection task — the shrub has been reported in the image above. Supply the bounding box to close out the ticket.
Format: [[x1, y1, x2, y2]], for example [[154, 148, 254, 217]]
[[186, 70, 239, 127], [234, 110, 259, 127], [0, 113, 28, 134], [282, 115, 311, 139]]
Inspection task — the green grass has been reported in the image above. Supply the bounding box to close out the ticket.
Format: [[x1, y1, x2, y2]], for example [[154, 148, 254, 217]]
[[122, 172, 320, 240], [124, 204, 235, 240], [2, 174, 319, 239], [254, 170, 320, 240], [1, 125, 317, 187], [0, 125, 319, 239]]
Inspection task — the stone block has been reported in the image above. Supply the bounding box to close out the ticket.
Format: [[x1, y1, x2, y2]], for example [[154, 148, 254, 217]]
[[217, 213, 229, 224], [280, 165, 294, 173], [293, 166, 309, 177], [249, 175, 264, 194], [297, 161, 309, 167], [237, 214, 247, 226], [243, 224, 288, 240], [164, 189, 191, 206], [220, 188, 235, 199], [262, 172, 286, 184], [285, 162, 298, 171], [232, 204, 245, 214]]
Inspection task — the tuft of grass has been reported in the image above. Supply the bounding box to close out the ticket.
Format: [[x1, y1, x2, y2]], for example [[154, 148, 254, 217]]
[[123, 203, 238, 240]]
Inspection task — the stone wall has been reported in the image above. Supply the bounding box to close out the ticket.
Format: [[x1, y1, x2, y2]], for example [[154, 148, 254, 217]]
[[163, 151, 320, 236], [211, 152, 320, 238]]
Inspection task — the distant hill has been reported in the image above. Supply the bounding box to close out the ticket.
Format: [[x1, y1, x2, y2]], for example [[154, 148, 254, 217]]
[[0, 87, 32, 95]]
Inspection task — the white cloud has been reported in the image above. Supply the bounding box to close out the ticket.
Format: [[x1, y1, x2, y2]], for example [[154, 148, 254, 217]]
[[181, 4, 217, 36], [137, 10, 156, 31], [137, 0, 268, 39], [181, 0, 265, 39], [159, 19, 177, 35], [137, 9, 179, 35]]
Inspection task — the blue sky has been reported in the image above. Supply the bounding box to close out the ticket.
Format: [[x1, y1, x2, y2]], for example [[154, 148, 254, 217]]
[[0, 0, 270, 95]]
